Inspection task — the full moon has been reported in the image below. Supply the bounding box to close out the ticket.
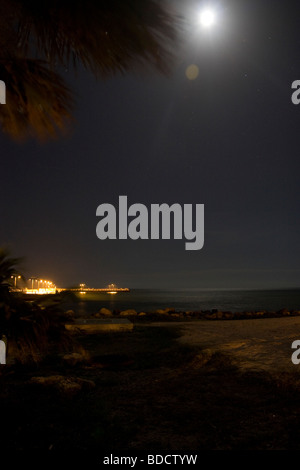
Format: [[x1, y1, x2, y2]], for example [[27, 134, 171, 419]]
[[199, 9, 216, 28]]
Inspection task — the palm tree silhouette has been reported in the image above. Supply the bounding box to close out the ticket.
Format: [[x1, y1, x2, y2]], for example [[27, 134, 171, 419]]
[[0, 247, 81, 365], [0, 247, 23, 300], [0, 0, 179, 140]]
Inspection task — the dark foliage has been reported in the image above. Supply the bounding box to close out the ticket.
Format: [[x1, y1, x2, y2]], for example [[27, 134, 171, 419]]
[[0, 248, 77, 364], [0, 0, 180, 140]]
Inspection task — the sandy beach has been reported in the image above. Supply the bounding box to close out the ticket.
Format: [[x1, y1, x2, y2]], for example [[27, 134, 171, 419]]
[[3, 315, 300, 451], [149, 316, 300, 373]]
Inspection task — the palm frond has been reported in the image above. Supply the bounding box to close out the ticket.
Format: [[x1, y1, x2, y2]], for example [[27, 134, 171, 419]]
[[15, 0, 179, 76], [0, 247, 23, 286], [0, 58, 73, 140], [0, 0, 180, 141]]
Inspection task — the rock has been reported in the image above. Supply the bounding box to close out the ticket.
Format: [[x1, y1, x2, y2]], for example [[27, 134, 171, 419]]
[[120, 309, 138, 316], [185, 311, 199, 316], [205, 313, 217, 320], [62, 352, 89, 366], [98, 307, 113, 316], [278, 308, 290, 316], [30, 375, 95, 396], [255, 311, 266, 317], [65, 310, 75, 319], [155, 308, 175, 314], [191, 349, 214, 368], [224, 312, 234, 320]]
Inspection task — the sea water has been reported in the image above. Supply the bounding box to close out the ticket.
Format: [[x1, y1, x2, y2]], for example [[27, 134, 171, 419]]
[[61, 288, 300, 316]]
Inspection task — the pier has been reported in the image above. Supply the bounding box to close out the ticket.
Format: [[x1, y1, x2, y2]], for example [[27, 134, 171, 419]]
[[10, 282, 129, 296], [57, 287, 130, 294]]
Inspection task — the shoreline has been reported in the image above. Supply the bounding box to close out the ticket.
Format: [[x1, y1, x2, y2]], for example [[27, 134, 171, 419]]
[[81, 306, 300, 322]]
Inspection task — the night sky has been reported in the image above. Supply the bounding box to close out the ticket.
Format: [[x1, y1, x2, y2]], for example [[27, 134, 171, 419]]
[[1, 0, 300, 290]]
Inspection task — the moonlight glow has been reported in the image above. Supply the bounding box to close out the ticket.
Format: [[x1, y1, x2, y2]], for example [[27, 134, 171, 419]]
[[199, 9, 216, 28]]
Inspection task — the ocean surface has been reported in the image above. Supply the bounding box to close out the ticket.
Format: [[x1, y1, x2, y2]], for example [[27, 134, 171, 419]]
[[60, 288, 300, 316]]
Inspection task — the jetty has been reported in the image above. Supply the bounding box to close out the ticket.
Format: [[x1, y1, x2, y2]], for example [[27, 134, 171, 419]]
[[57, 284, 130, 294], [10, 282, 130, 296]]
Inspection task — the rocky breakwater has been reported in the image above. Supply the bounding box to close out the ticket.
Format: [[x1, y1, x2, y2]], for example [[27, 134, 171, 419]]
[[91, 307, 300, 321]]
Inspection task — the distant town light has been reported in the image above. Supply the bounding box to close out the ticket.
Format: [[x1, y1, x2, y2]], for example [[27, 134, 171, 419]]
[[25, 277, 56, 294]]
